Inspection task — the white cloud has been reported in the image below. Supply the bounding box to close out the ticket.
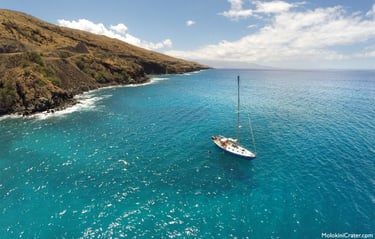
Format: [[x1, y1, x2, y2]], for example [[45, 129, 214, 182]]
[[355, 45, 375, 58], [366, 4, 375, 18], [247, 24, 257, 29], [110, 23, 128, 34], [253, 0, 295, 14], [186, 20, 196, 26], [222, 0, 253, 19], [57, 19, 172, 50], [167, 4, 375, 68], [221, 0, 300, 20]]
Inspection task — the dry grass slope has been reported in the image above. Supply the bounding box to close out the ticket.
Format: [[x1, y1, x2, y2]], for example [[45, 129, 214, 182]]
[[0, 9, 208, 115]]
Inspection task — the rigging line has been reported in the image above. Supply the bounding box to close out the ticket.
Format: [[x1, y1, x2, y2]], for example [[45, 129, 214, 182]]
[[237, 75, 240, 141], [248, 113, 257, 154]]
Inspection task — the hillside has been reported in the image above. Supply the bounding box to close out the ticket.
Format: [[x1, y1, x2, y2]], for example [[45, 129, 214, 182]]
[[0, 9, 208, 116]]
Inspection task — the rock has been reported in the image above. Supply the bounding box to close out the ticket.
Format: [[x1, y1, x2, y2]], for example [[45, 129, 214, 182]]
[[0, 9, 210, 116]]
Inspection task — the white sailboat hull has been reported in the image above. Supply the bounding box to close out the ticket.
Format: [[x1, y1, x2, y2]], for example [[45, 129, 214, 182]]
[[212, 135, 256, 159]]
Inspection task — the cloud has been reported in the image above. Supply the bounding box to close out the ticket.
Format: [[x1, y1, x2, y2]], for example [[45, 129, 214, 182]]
[[110, 23, 128, 34], [355, 45, 375, 58], [186, 20, 196, 26], [57, 19, 172, 50], [221, 0, 254, 19], [167, 3, 375, 68], [247, 24, 257, 29], [221, 0, 300, 20], [367, 4, 375, 18], [253, 0, 296, 14]]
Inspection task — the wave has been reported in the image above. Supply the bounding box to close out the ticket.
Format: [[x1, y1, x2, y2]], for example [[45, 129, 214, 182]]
[[31, 94, 106, 120], [0, 113, 23, 121], [188, 69, 207, 75], [126, 77, 170, 87], [0, 78, 170, 121], [27, 78, 170, 119], [0, 91, 109, 121]]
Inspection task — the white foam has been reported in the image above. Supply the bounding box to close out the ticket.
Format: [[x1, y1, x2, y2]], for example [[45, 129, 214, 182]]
[[185, 70, 206, 75], [0, 113, 23, 121], [126, 77, 170, 87], [0, 77, 171, 120], [31, 94, 106, 120]]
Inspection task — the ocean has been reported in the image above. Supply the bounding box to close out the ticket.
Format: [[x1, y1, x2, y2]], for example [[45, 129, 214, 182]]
[[1, 69, 374, 238]]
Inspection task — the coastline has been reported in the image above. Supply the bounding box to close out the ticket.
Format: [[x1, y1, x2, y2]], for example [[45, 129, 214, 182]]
[[0, 68, 208, 120], [0, 67, 209, 119], [0, 74, 177, 121], [0, 9, 210, 119], [0, 75, 151, 120]]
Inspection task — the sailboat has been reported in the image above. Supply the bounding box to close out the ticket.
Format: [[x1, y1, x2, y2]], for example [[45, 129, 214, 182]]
[[212, 76, 256, 159]]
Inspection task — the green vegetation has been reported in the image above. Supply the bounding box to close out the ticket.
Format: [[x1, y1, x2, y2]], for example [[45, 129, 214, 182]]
[[114, 71, 130, 83], [33, 64, 61, 86], [0, 79, 17, 113], [29, 51, 44, 66], [58, 50, 72, 59], [0, 9, 208, 116], [75, 58, 85, 71], [95, 72, 108, 83]]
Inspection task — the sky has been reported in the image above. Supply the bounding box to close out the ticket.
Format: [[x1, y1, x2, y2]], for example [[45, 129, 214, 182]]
[[1, 0, 375, 69]]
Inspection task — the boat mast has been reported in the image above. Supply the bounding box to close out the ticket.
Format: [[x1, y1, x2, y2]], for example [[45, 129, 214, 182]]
[[237, 75, 240, 141]]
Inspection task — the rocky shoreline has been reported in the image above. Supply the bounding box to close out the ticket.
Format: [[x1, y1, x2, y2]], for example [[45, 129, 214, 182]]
[[11, 76, 154, 117], [0, 9, 209, 117]]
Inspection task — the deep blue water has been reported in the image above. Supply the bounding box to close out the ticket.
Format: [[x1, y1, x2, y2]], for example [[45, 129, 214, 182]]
[[1, 69, 374, 238]]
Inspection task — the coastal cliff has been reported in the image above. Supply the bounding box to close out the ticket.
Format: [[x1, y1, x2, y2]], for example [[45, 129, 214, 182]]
[[0, 9, 208, 116]]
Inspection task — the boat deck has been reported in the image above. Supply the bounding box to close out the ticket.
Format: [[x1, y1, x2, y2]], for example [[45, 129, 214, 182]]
[[212, 135, 256, 159]]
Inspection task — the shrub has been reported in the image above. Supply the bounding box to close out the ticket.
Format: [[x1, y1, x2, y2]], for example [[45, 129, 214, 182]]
[[46, 76, 61, 85], [95, 72, 108, 83], [0, 79, 17, 110], [58, 50, 72, 59], [76, 59, 85, 71], [29, 51, 44, 66], [114, 71, 129, 83]]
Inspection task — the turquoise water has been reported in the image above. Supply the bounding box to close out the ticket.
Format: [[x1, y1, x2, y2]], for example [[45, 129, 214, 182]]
[[1, 69, 374, 238]]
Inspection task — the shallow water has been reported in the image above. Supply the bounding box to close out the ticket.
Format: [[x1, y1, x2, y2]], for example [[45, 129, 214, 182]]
[[1, 69, 374, 238]]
